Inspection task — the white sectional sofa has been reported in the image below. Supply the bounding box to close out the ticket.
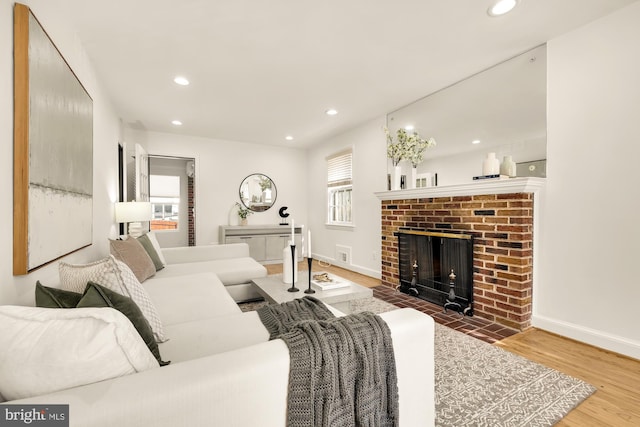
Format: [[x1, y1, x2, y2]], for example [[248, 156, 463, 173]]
[[157, 242, 268, 302], [0, 243, 435, 426]]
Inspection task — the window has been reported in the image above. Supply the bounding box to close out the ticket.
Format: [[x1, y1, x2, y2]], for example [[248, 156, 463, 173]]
[[327, 149, 353, 225], [150, 175, 180, 230]]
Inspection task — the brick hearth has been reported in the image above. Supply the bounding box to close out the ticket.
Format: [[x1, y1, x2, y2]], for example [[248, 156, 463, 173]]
[[380, 193, 534, 330]]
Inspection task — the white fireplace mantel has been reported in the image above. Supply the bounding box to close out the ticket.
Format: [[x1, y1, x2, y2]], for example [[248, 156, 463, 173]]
[[375, 177, 545, 200]]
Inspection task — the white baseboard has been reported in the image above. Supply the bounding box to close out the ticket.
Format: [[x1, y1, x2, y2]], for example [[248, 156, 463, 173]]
[[532, 314, 640, 360], [313, 254, 381, 280]]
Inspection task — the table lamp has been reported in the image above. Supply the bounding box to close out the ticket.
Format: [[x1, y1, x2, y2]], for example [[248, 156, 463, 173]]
[[115, 201, 152, 238]]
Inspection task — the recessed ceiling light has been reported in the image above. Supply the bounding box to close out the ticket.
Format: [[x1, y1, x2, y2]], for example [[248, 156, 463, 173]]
[[173, 76, 189, 86], [171, 120, 182, 126], [404, 125, 414, 131], [285, 135, 294, 141], [325, 109, 338, 116], [487, 0, 518, 17], [472, 139, 481, 144]]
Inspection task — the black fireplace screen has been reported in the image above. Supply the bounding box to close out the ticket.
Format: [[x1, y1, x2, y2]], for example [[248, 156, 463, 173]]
[[397, 229, 474, 314]]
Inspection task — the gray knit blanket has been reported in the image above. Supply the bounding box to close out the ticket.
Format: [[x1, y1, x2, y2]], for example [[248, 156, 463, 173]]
[[257, 297, 399, 427]]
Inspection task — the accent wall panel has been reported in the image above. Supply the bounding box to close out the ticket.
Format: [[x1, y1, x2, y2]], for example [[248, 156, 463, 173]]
[[13, 4, 93, 274]]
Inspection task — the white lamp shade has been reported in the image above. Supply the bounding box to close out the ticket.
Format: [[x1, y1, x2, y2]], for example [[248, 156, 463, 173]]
[[115, 202, 152, 223]]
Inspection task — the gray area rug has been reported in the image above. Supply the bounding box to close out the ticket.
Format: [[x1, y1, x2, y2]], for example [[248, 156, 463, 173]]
[[239, 297, 596, 426]]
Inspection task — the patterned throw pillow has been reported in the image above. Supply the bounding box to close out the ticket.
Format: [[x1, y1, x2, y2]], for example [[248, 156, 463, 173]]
[[59, 257, 128, 295], [59, 256, 167, 343], [112, 259, 167, 343]]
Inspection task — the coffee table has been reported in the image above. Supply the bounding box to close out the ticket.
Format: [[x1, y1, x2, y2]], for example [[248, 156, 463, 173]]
[[252, 271, 373, 314]]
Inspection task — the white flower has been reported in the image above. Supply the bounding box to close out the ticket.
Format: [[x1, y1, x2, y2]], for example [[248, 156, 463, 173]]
[[384, 127, 435, 167]]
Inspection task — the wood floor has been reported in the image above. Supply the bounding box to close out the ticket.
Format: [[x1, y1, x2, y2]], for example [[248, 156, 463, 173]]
[[265, 260, 640, 426]]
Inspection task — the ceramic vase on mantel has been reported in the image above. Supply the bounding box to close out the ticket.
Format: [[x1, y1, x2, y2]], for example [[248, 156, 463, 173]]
[[392, 165, 402, 190], [482, 152, 500, 176], [409, 167, 417, 189], [500, 155, 517, 178]]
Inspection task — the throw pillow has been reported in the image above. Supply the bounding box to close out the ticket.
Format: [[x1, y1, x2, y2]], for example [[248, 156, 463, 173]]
[[77, 282, 169, 366], [146, 231, 167, 266], [137, 234, 164, 271], [0, 305, 159, 401], [112, 259, 167, 343], [109, 238, 156, 282], [59, 256, 128, 295], [35, 281, 82, 308]]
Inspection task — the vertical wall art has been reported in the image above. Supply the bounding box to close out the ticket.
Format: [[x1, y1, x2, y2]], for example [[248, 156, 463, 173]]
[[13, 3, 93, 275]]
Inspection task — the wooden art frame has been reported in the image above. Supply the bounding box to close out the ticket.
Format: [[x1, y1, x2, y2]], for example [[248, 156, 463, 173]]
[[13, 4, 93, 275]]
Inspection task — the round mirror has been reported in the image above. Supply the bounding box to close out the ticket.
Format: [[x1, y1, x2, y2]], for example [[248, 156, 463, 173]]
[[239, 173, 277, 212]]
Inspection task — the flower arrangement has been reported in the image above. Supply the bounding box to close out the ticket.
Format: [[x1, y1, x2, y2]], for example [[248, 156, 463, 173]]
[[235, 202, 253, 219], [384, 127, 436, 167]]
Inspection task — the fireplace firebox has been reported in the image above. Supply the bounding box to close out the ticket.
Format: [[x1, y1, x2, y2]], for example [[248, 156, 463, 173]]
[[396, 229, 474, 315]]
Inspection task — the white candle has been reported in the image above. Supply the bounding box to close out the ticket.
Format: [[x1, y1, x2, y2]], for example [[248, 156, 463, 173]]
[[308, 229, 311, 257], [291, 219, 294, 245]]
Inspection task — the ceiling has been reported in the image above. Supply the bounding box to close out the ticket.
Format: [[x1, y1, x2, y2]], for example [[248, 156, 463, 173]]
[[59, 0, 636, 148]]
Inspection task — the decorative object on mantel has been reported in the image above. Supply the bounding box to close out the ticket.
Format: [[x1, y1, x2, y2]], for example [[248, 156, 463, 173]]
[[473, 174, 509, 181], [500, 155, 517, 177], [416, 172, 438, 188], [384, 127, 436, 190], [235, 202, 253, 225], [482, 152, 500, 176]]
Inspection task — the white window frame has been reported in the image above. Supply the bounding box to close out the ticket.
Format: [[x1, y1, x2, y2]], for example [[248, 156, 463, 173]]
[[326, 148, 353, 227]]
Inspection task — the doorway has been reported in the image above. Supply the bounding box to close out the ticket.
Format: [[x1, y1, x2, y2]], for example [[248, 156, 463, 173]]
[[148, 156, 196, 248]]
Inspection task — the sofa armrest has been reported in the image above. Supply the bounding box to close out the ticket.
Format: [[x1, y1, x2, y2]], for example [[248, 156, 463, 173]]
[[10, 340, 290, 427], [379, 308, 435, 427], [161, 243, 250, 264]]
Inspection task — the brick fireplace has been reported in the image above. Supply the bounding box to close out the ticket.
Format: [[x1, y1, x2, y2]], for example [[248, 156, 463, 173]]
[[377, 179, 543, 331]]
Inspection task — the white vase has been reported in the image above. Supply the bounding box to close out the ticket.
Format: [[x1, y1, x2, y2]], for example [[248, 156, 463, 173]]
[[500, 155, 517, 177], [392, 165, 402, 190], [482, 152, 500, 176], [409, 167, 417, 189]]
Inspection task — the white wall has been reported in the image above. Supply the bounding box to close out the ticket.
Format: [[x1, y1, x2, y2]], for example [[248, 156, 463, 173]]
[[535, 2, 640, 358], [307, 116, 387, 278], [0, 1, 121, 306], [124, 129, 308, 245]]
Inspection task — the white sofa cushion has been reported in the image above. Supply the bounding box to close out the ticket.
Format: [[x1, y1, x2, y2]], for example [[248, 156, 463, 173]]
[[159, 311, 269, 362], [0, 306, 159, 401], [142, 273, 241, 326], [154, 258, 267, 286]]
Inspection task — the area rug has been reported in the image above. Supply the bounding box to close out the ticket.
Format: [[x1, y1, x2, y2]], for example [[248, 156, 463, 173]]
[[238, 297, 596, 426]]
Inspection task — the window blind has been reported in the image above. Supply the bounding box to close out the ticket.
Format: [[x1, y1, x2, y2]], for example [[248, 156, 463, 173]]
[[327, 150, 352, 188]]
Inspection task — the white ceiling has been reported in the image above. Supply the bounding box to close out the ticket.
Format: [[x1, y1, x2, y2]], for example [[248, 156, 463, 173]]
[[60, 0, 636, 148]]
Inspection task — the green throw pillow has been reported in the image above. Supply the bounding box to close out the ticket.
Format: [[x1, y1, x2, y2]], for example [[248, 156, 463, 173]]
[[77, 282, 170, 366], [137, 234, 164, 271], [35, 281, 82, 308]]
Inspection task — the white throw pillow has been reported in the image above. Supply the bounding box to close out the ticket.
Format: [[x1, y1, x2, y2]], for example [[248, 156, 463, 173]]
[[59, 256, 167, 342], [112, 259, 167, 342], [0, 306, 159, 401], [146, 231, 167, 266]]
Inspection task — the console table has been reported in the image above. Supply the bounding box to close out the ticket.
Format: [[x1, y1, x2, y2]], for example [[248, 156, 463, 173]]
[[219, 225, 302, 264]]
